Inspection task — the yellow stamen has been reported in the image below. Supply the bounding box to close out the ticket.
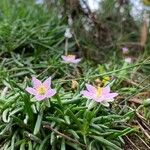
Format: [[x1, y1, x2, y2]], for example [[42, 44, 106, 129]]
[[37, 86, 46, 95], [67, 55, 75, 58], [96, 87, 102, 97]]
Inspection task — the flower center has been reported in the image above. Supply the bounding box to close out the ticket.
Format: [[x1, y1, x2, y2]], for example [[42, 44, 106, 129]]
[[37, 86, 47, 95], [67, 55, 75, 59], [96, 87, 102, 97]]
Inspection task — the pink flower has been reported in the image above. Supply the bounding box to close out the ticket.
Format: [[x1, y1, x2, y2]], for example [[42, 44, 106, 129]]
[[81, 84, 118, 107], [122, 47, 129, 54], [61, 55, 81, 64], [124, 57, 132, 64], [26, 77, 56, 101]]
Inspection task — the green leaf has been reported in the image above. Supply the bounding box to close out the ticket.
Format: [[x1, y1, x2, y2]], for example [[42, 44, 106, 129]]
[[66, 109, 81, 127], [33, 112, 43, 135], [2, 108, 10, 122], [21, 94, 34, 125], [24, 131, 42, 143], [3, 141, 11, 150], [61, 138, 66, 150], [50, 131, 55, 145], [90, 135, 122, 150], [64, 116, 70, 125], [67, 129, 80, 139], [46, 116, 66, 124], [10, 131, 18, 150], [88, 140, 95, 150], [28, 141, 33, 150], [0, 123, 12, 135], [66, 142, 82, 150], [108, 128, 135, 139], [20, 141, 26, 150], [39, 135, 51, 150]]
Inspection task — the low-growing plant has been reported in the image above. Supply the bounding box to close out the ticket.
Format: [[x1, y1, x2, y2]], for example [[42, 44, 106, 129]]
[[0, 76, 135, 150]]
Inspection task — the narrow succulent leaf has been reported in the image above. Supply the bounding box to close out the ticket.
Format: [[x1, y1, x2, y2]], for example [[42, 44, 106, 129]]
[[33, 112, 43, 135], [20, 141, 26, 150], [67, 129, 80, 139], [50, 131, 55, 145], [28, 141, 33, 150], [64, 116, 70, 125], [24, 131, 42, 143], [39, 135, 51, 150], [61, 138, 66, 150], [66, 109, 81, 127], [90, 135, 122, 150], [66, 142, 82, 150], [88, 141, 95, 150], [10, 131, 18, 150], [46, 116, 66, 124], [2, 108, 10, 123], [21, 94, 34, 125]]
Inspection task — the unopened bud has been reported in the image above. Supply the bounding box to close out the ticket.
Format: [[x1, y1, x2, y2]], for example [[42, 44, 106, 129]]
[[71, 80, 78, 90]]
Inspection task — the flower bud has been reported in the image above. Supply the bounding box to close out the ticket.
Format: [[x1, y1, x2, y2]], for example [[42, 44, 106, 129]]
[[71, 80, 79, 90]]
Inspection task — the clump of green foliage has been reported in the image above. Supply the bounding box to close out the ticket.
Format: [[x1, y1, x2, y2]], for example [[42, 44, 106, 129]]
[[0, 0, 65, 53], [0, 75, 134, 150]]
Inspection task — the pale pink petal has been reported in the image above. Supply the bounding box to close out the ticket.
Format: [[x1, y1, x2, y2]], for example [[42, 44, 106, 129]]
[[62, 59, 70, 63], [61, 55, 79, 64], [43, 77, 51, 89], [94, 97, 104, 102], [85, 84, 96, 93], [103, 93, 118, 99], [35, 95, 46, 101], [32, 77, 42, 88], [124, 57, 132, 63], [102, 86, 110, 94], [81, 90, 94, 99], [26, 87, 37, 95], [122, 47, 129, 54], [70, 58, 81, 64], [45, 89, 56, 98], [61, 56, 74, 62], [61, 56, 68, 61]]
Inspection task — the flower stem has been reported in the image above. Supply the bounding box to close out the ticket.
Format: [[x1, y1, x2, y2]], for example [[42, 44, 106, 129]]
[[65, 38, 68, 55]]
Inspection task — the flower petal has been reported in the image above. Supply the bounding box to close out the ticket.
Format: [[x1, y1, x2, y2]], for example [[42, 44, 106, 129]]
[[32, 77, 42, 88], [45, 89, 56, 98], [61, 56, 70, 63], [94, 97, 104, 102], [43, 77, 51, 89], [102, 86, 110, 94], [81, 90, 94, 99], [26, 87, 37, 95], [70, 58, 81, 64], [35, 95, 46, 101], [85, 84, 96, 93], [104, 93, 118, 99], [61, 55, 79, 64], [61, 55, 67, 60]]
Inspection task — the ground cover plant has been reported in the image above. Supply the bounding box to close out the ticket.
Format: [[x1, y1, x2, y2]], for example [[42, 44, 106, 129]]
[[0, 0, 150, 150]]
